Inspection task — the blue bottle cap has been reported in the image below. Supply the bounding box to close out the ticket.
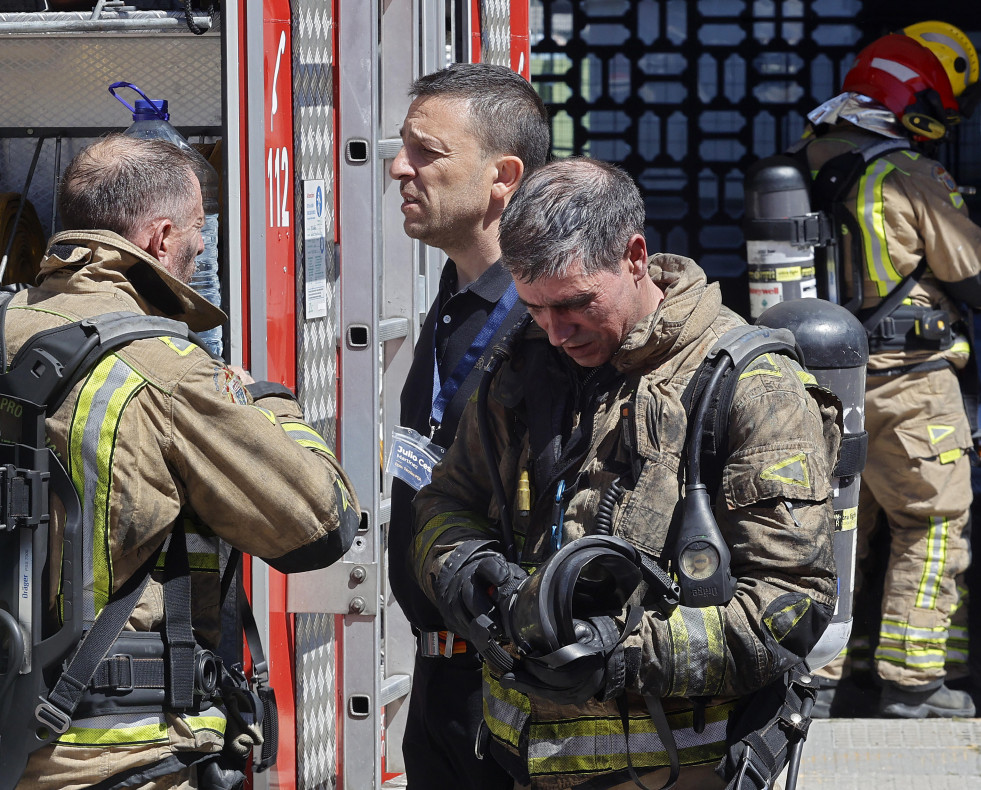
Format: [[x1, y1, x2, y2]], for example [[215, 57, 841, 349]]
[[133, 99, 169, 122]]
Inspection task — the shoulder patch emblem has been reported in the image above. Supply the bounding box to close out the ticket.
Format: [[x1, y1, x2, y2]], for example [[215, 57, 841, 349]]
[[760, 453, 810, 487], [932, 165, 957, 193], [213, 366, 250, 404], [927, 424, 955, 445]]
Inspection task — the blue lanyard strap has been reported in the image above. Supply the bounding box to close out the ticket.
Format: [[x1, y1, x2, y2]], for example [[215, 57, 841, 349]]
[[431, 281, 519, 430]]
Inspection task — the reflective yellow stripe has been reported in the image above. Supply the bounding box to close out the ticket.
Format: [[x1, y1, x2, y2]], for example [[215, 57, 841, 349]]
[[281, 420, 334, 456], [525, 700, 732, 777], [484, 666, 733, 779], [159, 336, 197, 356], [155, 518, 221, 573], [483, 664, 530, 749], [68, 354, 147, 622], [915, 516, 948, 609], [738, 353, 783, 380], [56, 712, 226, 746], [413, 512, 495, 581], [249, 405, 277, 423], [856, 158, 901, 295], [666, 606, 726, 697]]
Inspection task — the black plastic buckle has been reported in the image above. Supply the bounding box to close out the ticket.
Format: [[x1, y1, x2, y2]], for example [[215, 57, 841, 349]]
[[0, 465, 47, 531]]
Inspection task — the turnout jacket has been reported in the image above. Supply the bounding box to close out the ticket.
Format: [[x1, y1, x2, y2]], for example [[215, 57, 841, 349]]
[[412, 255, 839, 788], [11, 231, 360, 776], [804, 124, 981, 372]]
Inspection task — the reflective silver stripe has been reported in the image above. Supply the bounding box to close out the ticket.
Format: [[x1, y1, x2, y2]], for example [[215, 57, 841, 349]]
[[915, 516, 948, 609], [875, 644, 946, 668], [857, 157, 901, 294], [879, 618, 947, 644], [666, 605, 726, 697], [69, 355, 147, 624], [525, 716, 727, 762], [483, 670, 530, 748]]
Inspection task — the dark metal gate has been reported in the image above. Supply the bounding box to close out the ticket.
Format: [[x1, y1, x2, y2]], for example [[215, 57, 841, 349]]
[[529, 0, 981, 317]]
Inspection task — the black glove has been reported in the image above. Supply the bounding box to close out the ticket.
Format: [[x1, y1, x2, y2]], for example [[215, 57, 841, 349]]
[[499, 616, 631, 706], [433, 540, 526, 642]]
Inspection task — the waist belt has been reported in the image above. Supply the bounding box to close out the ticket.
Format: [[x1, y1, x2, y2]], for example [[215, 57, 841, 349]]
[[865, 305, 953, 353], [86, 631, 219, 700], [419, 630, 470, 658], [868, 358, 951, 377]]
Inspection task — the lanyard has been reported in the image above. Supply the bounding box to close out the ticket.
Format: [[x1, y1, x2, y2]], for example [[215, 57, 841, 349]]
[[431, 281, 518, 432]]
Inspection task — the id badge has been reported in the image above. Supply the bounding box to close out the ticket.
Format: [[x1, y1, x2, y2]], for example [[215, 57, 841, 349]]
[[385, 426, 447, 491]]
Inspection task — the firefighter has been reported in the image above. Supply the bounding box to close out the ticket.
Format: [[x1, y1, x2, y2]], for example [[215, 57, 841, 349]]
[[14, 134, 360, 789], [802, 23, 981, 717], [386, 63, 550, 790], [410, 157, 839, 789]]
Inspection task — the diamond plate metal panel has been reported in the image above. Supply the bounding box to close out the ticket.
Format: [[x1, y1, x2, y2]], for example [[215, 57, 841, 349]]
[[295, 613, 339, 790], [290, 3, 340, 788], [292, 0, 338, 447], [480, 0, 511, 66]]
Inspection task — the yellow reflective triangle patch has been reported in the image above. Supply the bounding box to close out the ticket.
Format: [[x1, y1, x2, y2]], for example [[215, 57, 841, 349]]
[[760, 453, 810, 487], [927, 424, 955, 445]]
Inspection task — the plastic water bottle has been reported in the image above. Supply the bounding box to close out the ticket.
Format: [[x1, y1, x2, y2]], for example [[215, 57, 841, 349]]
[[109, 81, 223, 357]]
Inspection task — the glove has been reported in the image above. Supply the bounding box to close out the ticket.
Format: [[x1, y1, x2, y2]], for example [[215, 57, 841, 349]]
[[433, 540, 527, 642], [499, 616, 629, 705]]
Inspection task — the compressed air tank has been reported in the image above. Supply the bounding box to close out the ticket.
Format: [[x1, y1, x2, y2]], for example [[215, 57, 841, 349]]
[[756, 298, 868, 670], [744, 155, 821, 319]]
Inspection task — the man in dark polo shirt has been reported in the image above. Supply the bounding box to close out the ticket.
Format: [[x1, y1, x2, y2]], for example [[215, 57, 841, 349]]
[[387, 62, 550, 789]]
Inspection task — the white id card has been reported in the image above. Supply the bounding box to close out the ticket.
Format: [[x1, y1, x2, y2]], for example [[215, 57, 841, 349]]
[[386, 426, 447, 491]]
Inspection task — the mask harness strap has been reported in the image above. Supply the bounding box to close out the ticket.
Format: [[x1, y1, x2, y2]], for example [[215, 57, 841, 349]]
[[220, 548, 280, 773]]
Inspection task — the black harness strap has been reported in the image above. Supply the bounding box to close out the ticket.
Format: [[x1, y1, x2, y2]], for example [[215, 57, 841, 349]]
[[163, 521, 197, 709], [40, 548, 160, 731]]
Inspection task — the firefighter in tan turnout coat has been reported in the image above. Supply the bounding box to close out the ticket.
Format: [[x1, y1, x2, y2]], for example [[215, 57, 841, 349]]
[[411, 158, 840, 789], [13, 135, 360, 790]]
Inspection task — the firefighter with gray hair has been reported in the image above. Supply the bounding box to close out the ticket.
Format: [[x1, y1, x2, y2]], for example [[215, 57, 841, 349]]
[[5, 134, 360, 790], [411, 157, 841, 789]]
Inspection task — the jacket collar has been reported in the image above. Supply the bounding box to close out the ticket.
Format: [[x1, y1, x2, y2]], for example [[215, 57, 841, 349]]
[[611, 253, 721, 374], [38, 229, 226, 332]]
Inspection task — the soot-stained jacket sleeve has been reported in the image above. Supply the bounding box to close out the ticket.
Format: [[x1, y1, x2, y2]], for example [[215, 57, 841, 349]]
[[410, 390, 511, 604], [632, 353, 840, 699]]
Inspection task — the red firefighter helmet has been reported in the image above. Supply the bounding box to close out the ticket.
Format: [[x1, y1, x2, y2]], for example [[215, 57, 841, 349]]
[[842, 33, 960, 140]]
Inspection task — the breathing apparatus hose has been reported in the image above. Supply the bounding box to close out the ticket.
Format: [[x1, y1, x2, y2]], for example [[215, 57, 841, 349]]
[[594, 478, 625, 536], [476, 313, 533, 564], [685, 355, 732, 485]]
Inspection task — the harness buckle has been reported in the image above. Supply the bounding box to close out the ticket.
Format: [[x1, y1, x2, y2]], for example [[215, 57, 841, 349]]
[[107, 653, 135, 692], [35, 698, 72, 734]]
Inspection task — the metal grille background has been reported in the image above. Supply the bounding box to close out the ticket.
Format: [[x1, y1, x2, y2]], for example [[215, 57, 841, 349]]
[[530, 0, 867, 317], [290, 1, 340, 787], [0, 31, 221, 233]]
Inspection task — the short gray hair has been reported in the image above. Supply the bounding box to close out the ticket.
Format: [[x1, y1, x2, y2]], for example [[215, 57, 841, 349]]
[[499, 157, 645, 282], [410, 62, 551, 173], [59, 133, 200, 239]]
